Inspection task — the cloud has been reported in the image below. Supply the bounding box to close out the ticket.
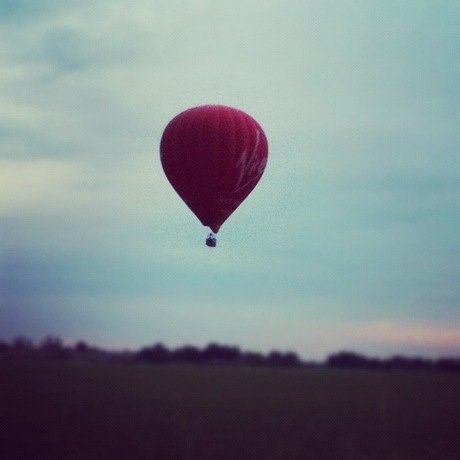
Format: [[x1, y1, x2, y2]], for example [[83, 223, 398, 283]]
[[0, 158, 80, 214]]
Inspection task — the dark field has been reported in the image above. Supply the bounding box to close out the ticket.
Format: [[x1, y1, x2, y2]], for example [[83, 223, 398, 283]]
[[1, 360, 460, 460]]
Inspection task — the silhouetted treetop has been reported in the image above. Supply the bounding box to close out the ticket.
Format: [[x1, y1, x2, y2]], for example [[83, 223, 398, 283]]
[[1, 336, 460, 373]]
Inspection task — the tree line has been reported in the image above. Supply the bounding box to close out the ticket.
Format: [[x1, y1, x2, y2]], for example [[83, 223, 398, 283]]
[[0, 336, 301, 368], [1, 336, 460, 373], [326, 350, 460, 373]]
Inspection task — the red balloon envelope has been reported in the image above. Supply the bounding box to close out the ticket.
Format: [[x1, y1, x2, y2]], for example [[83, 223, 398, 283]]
[[160, 105, 268, 238]]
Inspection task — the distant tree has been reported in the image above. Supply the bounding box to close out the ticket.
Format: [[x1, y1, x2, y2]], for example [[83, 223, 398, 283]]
[[138, 343, 171, 364], [203, 343, 241, 364], [386, 355, 432, 372], [173, 345, 203, 364], [283, 351, 301, 367], [365, 357, 385, 370], [40, 336, 63, 352], [267, 351, 283, 367], [12, 336, 34, 353], [242, 351, 265, 366], [326, 351, 441, 372], [0, 340, 10, 353], [40, 336, 70, 360], [74, 341, 90, 354], [326, 351, 369, 369], [436, 358, 460, 373], [267, 350, 301, 367]]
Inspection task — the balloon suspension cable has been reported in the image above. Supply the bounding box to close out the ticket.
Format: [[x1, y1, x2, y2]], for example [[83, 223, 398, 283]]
[[206, 232, 217, 248]]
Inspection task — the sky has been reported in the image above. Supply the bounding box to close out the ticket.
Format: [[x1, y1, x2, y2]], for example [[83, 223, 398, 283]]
[[1, 0, 459, 360]]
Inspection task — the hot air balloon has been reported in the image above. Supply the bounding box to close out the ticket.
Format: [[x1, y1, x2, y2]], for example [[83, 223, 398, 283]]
[[160, 105, 268, 247]]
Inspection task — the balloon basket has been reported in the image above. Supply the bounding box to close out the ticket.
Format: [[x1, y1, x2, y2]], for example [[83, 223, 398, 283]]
[[206, 233, 217, 247]]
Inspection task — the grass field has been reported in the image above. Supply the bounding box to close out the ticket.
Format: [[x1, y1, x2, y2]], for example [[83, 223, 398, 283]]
[[1, 359, 460, 460]]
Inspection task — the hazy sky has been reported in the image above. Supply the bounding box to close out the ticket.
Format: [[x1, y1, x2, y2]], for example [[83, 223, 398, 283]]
[[1, 0, 459, 359]]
